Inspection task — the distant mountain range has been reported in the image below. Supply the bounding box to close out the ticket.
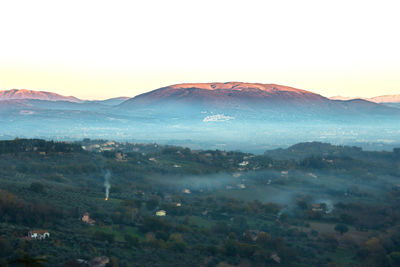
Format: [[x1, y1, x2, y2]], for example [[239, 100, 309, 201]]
[[0, 89, 131, 106], [2, 86, 399, 106], [0, 89, 82, 102], [330, 94, 400, 103], [1, 83, 400, 152]]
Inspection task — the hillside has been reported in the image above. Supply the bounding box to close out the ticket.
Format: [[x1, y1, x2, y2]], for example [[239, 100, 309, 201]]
[[1, 139, 400, 266]]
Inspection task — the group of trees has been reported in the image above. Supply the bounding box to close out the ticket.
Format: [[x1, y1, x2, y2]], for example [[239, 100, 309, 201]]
[[0, 189, 64, 227], [0, 138, 82, 154]]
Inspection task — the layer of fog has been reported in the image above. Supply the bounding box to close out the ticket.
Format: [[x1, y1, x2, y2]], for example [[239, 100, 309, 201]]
[[147, 168, 398, 212]]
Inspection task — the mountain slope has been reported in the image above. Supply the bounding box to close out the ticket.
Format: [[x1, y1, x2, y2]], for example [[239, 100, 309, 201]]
[[0, 89, 82, 102], [329, 96, 357, 101], [329, 94, 400, 104], [0, 99, 110, 111], [118, 82, 333, 118], [120, 82, 327, 108], [367, 94, 400, 103], [86, 97, 130, 106], [118, 82, 399, 120]]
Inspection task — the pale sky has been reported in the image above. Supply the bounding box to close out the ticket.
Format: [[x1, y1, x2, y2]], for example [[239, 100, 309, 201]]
[[0, 0, 399, 100]]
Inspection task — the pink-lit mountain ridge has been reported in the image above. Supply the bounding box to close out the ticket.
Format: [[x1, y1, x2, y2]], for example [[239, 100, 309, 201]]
[[330, 95, 400, 103], [118, 82, 400, 120], [0, 89, 129, 110], [0, 89, 82, 102], [119, 82, 327, 108]]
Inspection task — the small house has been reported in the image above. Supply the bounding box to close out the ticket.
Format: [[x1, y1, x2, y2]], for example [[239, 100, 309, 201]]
[[237, 184, 246, 189], [28, 230, 50, 240], [270, 253, 281, 264], [312, 204, 324, 212], [89, 256, 110, 267], [156, 210, 166, 216], [81, 212, 96, 225], [243, 229, 260, 241], [308, 173, 318, 178], [238, 161, 249, 167], [115, 152, 127, 161]]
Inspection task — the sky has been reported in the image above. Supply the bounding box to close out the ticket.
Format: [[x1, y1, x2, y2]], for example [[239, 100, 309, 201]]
[[0, 0, 399, 100]]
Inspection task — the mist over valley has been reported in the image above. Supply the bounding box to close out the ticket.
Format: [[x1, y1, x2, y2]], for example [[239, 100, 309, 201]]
[[2, 83, 400, 153]]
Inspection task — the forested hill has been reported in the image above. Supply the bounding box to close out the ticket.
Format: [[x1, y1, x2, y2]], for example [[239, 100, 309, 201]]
[[1, 139, 400, 266], [264, 141, 400, 161], [0, 139, 83, 154]]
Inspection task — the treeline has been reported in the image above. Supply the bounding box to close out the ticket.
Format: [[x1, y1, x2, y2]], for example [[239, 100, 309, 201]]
[[265, 141, 400, 161], [0, 139, 83, 154], [0, 189, 65, 226]]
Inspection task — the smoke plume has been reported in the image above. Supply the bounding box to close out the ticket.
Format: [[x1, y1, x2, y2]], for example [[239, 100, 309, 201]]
[[104, 170, 111, 200]]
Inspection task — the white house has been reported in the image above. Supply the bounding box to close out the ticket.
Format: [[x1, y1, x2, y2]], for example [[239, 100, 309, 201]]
[[237, 184, 246, 189], [28, 230, 50, 240], [238, 161, 249, 167], [156, 210, 166, 216], [312, 204, 324, 212]]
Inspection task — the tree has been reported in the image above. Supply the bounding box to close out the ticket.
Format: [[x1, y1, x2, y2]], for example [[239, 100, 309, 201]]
[[340, 213, 356, 224], [124, 233, 139, 247], [167, 234, 187, 252], [9, 254, 48, 267], [146, 198, 159, 211], [0, 237, 10, 257], [388, 252, 400, 266], [224, 240, 237, 256], [94, 231, 115, 243], [29, 182, 44, 193], [322, 234, 339, 251], [296, 200, 308, 210], [256, 232, 272, 250], [109, 256, 119, 267], [334, 224, 349, 235], [140, 217, 171, 233]]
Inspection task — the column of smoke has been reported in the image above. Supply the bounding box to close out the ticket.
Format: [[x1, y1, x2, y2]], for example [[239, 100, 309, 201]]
[[104, 170, 111, 201]]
